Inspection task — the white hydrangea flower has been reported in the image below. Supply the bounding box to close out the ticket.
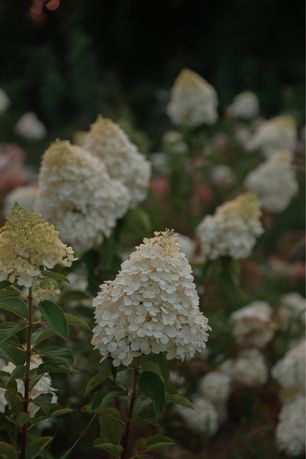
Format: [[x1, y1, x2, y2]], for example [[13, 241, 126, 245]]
[[0, 355, 57, 417], [231, 301, 275, 348], [83, 117, 151, 208], [247, 115, 297, 157], [199, 371, 231, 403], [0, 89, 10, 114], [211, 165, 235, 188], [92, 230, 210, 366], [277, 293, 306, 329], [176, 234, 195, 261], [228, 91, 259, 120], [15, 112, 46, 140], [275, 394, 305, 457], [3, 185, 38, 217], [177, 395, 219, 435], [197, 193, 263, 260], [245, 151, 298, 213], [167, 69, 218, 128], [36, 140, 130, 254], [232, 348, 268, 386], [272, 341, 305, 394]]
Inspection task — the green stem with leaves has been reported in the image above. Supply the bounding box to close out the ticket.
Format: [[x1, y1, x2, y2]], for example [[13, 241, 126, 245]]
[[20, 285, 33, 459], [120, 365, 139, 459]]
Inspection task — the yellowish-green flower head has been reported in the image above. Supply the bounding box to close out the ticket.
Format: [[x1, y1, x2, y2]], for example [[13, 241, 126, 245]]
[[217, 192, 262, 222], [0, 204, 74, 287]]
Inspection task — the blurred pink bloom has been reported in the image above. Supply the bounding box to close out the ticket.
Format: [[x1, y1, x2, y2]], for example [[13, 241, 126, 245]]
[[150, 177, 170, 196], [0, 144, 25, 171], [0, 143, 35, 195], [213, 132, 228, 149], [15, 112, 46, 140], [195, 185, 214, 204]]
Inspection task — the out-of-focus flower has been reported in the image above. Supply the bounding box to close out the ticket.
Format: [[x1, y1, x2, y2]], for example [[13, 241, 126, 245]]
[[36, 140, 129, 254], [92, 230, 210, 367], [150, 177, 170, 197], [176, 234, 195, 261], [195, 185, 214, 205], [177, 395, 219, 435], [245, 151, 298, 213], [277, 293, 306, 329], [150, 152, 169, 172], [211, 165, 235, 188], [163, 130, 183, 144], [234, 125, 252, 149], [228, 91, 259, 120], [3, 185, 38, 217], [275, 394, 305, 457], [272, 340, 305, 394], [199, 371, 231, 403], [197, 193, 263, 260], [83, 117, 151, 208], [167, 69, 218, 128], [213, 132, 229, 150], [247, 115, 297, 157], [0, 89, 10, 114], [15, 112, 47, 140], [231, 301, 275, 348], [0, 204, 74, 287], [232, 348, 268, 386], [0, 144, 35, 195], [32, 278, 60, 305], [0, 354, 57, 417]]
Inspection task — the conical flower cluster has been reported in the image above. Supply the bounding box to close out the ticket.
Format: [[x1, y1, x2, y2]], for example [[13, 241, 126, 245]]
[[35, 140, 130, 253], [0, 204, 74, 287], [197, 193, 263, 260], [228, 91, 259, 120], [83, 117, 151, 207], [245, 151, 298, 213], [92, 230, 210, 366], [167, 69, 218, 128], [247, 115, 297, 157]]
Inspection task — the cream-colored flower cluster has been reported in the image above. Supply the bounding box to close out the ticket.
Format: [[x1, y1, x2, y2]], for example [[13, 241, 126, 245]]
[[167, 69, 218, 128], [247, 115, 297, 157], [272, 340, 305, 395], [221, 349, 268, 387], [245, 151, 298, 213], [197, 193, 263, 260], [228, 91, 259, 120], [177, 395, 219, 436], [83, 117, 151, 208], [92, 230, 210, 366], [277, 293, 306, 329], [211, 165, 235, 189], [231, 301, 275, 348], [3, 185, 38, 217], [32, 278, 61, 305], [36, 140, 130, 253], [0, 354, 57, 417], [0, 204, 74, 287]]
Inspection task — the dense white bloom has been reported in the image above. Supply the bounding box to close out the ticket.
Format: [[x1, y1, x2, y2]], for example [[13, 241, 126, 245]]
[[247, 115, 297, 157], [36, 140, 130, 253], [15, 112, 46, 140], [199, 371, 231, 403], [0, 204, 74, 287], [92, 230, 210, 366], [231, 301, 275, 348], [197, 193, 263, 260], [176, 234, 195, 261], [232, 348, 268, 386], [228, 91, 259, 120], [167, 69, 218, 128], [272, 341, 305, 394], [245, 151, 298, 213], [275, 394, 305, 457], [0, 89, 10, 114], [211, 165, 235, 188], [3, 185, 38, 217], [177, 395, 219, 435], [83, 117, 151, 207], [277, 293, 306, 329], [0, 355, 57, 417]]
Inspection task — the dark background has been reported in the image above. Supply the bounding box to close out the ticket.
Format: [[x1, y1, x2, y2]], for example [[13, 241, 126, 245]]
[[0, 0, 304, 138]]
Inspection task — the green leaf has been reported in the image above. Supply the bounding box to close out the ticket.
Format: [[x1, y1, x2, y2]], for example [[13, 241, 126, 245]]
[[38, 346, 74, 369], [0, 343, 25, 365], [32, 393, 53, 415], [0, 322, 27, 345], [93, 440, 122, 458], [5, 388, 23, 414], [166, 393, 194, 409], [49, 406, 73, 417], [32, 328, 56, 348], [84, 364, 111, 396], [145, 434, 174, 452], [15, 411, 30, 427], [99, 408, 124, 444], [41, 270, 69, 285], [0, 442, 18, 459], [0, 298, 27, 318], [138, 371, 165, 415], [25, 436, 52, 459], [64, 313, 90, 331], [39, 301, 69, 341]]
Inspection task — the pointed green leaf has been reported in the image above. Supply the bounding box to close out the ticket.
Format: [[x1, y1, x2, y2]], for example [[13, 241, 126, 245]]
[[0, 442, 18, 459], [139, 371, 165, 415], [39, 301, 69, 341]]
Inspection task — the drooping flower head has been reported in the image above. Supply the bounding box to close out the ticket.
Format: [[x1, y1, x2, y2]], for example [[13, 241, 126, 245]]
[[83, 117, 151, 207], [0, 204, 74, 287], [228, 91, 259, 120], [245, 151, 298, 213], [35, 140, 130, 253], [247, 115, 297, 157], [167, 69, 218, 128], [197, 193, 263, 260], [92, 230, 210, 366]]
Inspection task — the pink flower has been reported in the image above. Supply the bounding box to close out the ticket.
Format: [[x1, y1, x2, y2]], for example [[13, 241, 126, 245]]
[[150, 177, 170, 196], [195, 185, 214, 204]]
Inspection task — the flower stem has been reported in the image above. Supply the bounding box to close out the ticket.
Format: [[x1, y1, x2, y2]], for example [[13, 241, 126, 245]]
[[120, 365, 139, 459], [20, 285, 33, 459]]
